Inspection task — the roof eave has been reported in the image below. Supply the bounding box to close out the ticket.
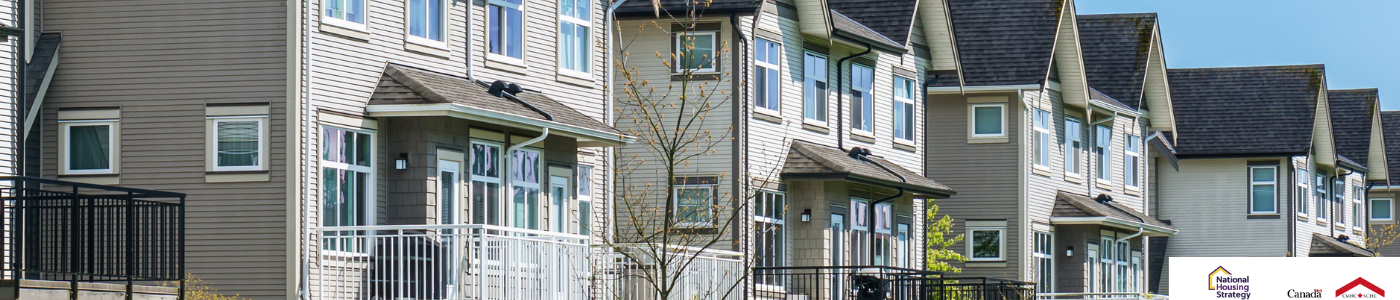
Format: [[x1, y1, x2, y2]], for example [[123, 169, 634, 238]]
[[365, 103, 635, 146], [1049, 216, 1177, 236], [781, 172, 957, 197]]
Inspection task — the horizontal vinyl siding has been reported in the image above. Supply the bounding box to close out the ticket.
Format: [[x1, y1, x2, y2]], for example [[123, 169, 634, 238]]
[[42, 0, 289, 298], [1157, 158, 1288, 257]]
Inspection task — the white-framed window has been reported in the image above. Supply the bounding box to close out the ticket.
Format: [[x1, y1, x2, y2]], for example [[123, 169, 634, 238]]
[[970, 103, 1006, 137], [675, 185, 716, 226], [1034, 231, 1054, 293], [511, 148, 542, 230], [1296, 168, 1310, 217], [675, 31, 717, 73], [558, 0, 590, 75], [471, 141, 504, 225], [1094, 125, 1112, 182], [1033, 109, 1051, 167], [577, 165, 593, 235], [1249, 166, 1277, 214], [872, 203, 892, 265], [1098, 237, 1113, 293], [321, 127, 374, 251], [549, 175, 570, 232], [1372, 198, 1393, 221], [61, 121, 117, 175], [1335, 178, 1347, 227], [211, 118, 265, 171], [849, 198, 871, 265], [895, 223, 910, 268], [488, 0, 524, 61], [1316, 174, 1328, 221], [1353, 186, 1364, 228], [324, 0, 367, 28], [439, 159, 461, 225], [1115, 240, 1129, 292], [1065, 118, 1083, 176], [968, 227, 1004, 261], [407, 0, 446, 44], [893, 76, 916, 142], [803, 52, 829, 123], [1087, 243, 1100, 293], [1124, 134, 1141, 188], [755, 190, 786, 286], [851, 64, 874, 134], [1131, 251, 1142, 293], [754, 38, 781, 113]]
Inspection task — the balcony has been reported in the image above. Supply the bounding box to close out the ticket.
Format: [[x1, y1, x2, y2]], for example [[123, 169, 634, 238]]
[[595, 244, 745, 300], [753, 266, 1036, 300]]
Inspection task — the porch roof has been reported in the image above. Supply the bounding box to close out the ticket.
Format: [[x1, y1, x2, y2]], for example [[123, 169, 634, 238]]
[[364, 64, 632, 146], [1050, 191, 1176, 236], [781, 141, 955, 197], [1309, 233, 1373, 257]]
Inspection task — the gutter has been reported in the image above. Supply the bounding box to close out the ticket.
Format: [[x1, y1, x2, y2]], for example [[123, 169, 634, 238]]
[[927, 84, 1040, 94], [835, 43, 872, 151], [504, 127, 551, 227], [1116, 226, 1145, 243]]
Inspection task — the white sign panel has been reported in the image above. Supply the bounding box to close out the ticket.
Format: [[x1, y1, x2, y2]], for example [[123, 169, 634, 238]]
[[1171, 257, 1400, 300]]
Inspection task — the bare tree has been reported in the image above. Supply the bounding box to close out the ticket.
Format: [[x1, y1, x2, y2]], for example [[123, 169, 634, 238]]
[[1367, 223, 1400, 257]]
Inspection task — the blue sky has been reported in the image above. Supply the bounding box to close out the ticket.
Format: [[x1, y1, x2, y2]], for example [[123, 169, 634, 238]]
[[1075, 0, 1400, 110]]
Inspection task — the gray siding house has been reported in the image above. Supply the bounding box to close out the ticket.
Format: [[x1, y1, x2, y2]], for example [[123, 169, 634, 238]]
[[1370, 110, 1400, 257]]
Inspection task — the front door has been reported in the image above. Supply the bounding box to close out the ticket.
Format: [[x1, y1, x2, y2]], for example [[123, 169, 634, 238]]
[[439, 159, 461, 225], [550, 175, 570, 233], [831, 214, 845, 300]]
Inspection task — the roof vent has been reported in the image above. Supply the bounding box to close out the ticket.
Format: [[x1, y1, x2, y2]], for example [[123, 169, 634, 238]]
[[487, 80, 523, 96], [847, 147, 871, 159], [1094, 194, 1113, 204]]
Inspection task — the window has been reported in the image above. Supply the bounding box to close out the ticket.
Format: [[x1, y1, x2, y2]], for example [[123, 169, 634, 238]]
[[893, 76, 916, 141], [851, 64, 874, 133], [755, 190, 786, 285], [1033, 109, 1051, 167], [212, 118, 264, 171], [1249, 166, 1277, 214], [1335, 178, 1346, 226], [549, 175, 569, 232], [1115, 240, 1129, 292], [1099, 237, 1113, 293], [1353, 186, 1364, 228], [675, 31, 716, 72], [1094, 125, 1112, 181], [970, 104, 1005, 137], [1296, 168, 1309, 217], [1316, 174, 1328, 221], [471, 141, 503, 225], [1372, 198, 1393, 220], [1131, 251, 1142, 293], [322, 127, 373, 251], [577, 165, 593, 234], [440, 159, 461, 225], [675, 185, 716, 226], [1034, 232, 1054, 293], [408, 0, 445, 43], [62, 121, 116, 175], [1065, 118, 1082, 176], [803, 52, 828, 122], [1087, 244, 1099, 293], [511, 149, 542, 230], [895, 223, 910, 268], [558, 0, 590, 75], [872, 203, 892, 265], [968, 227, 1004, 261], [755, 39, 781, 112], [324, 0, 367, 27], [849, 198, 871, 265], [1124, 134, 1141, 188], [488, 0, 524, 60]]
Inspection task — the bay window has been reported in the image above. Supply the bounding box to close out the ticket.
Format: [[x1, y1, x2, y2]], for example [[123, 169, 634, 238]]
[[1094, 125, 1112, 181], [1065, 118, 1082, 176]]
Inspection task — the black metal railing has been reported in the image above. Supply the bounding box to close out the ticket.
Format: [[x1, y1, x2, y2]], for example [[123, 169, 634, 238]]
[[2, 176, 185, 297], [754, 266, 1035, 300]]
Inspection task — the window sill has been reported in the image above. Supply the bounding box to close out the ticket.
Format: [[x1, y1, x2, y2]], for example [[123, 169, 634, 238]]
[[1353, 228, 1365, 235], [1095, 179, 1114, 191], [802, 122, 830, 134], [753, 109, 783, 124], [57, 174, 120, 185], [1124, 186, 1142, 196], [206, 170, 271, 183], [1296, 215, 1309, 222], [670, 227, 719, 234], [964, 261, 1007, 268], [850, 132, 876, 144], [404, 40, 451, 58], [484, 55, 527, 74], [1064, 173, 1084, 184], [1334, 224, 1347, 230], [1373, 219, 1396, 224], [670, 73, 721, 81], [1316, 220, 1329, 226], [892, 140, 916, 152], [967, 136, 1008, 144], [1031, 165, 1053, 177], [319, 20, 370, 41], [555, 72, 594, 88], [1246, 214, 1280, 220]]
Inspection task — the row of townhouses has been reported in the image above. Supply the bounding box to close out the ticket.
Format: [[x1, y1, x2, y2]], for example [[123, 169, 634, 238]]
[[0, 0, 1397, 299]]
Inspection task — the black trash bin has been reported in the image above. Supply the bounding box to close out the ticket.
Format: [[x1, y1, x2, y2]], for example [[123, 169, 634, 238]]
[[852, 274, 887, 300]]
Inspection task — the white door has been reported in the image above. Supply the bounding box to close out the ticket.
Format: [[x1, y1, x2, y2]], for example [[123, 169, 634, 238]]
[[550, 176, 569, 233], [439, 159, 461, 225], [831, 214, 845, 300]]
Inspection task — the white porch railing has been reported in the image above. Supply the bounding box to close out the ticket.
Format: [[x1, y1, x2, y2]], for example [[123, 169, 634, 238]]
[[1037, 292, 1170, 300], [315, 224, 592, 300], [596, 244, 745, 300]]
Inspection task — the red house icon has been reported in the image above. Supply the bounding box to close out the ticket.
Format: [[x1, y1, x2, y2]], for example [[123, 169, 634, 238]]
[[1337, 277, 1385, 297]]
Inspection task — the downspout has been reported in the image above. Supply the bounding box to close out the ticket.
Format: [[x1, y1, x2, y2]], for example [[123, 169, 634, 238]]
[[835, 43, 872, 151], [861, 155, 907, 263], [606, 0, 627, 243], [299, 0, 314, 297], [729, 12, 753, 299], [504, 127, 551, 227], [1116, 226, 1144, 243]]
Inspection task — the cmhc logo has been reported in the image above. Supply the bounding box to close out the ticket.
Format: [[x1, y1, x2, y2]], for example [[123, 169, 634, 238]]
[[1337, 277, 1385, 299]]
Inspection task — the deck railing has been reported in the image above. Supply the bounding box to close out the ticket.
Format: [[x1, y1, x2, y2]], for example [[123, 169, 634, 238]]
[[753, 266, 1036, 300], [1036, 292, 1170, 300], [595, 243, 746, 300]]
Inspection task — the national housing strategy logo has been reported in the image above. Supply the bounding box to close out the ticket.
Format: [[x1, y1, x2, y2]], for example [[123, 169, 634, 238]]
[[1337, 277, 1385, 299], [1208, 266, 1252, 300]]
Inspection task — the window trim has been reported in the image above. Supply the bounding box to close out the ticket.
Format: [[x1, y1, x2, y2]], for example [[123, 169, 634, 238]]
[[576, 164, 593, 201], [1033, 231, 1054, 293], [556, 0, 592, 78], [1093, 125, 1112, 183], [60, 120, 119, 175], [1064, 117, 1083, 178], [1248, 165, 1278, 214], [967, 227, 1005, 261], [754, 38, 782, 115], [673, 31, 718, 73], [850, 63, 875, 135], [1316, 174, 1329, 222], [1033, 109, 1051, 168], [322, 0, 369, 31], [1296, 168, 1310, 218], [487, 0, 526, 64], [209, 117, 267, 172], [969, 103, 1007, 138], [892, 76, 916, 142], [471, 140, 505, 225], [674, 184, 717, 227], [1123, 134, 1141, 188], [754, 190, 787, 280], [802, 51, 829, 124], [320, 126, 377, 225], [509, 147, 544, 230], [1372, 198, 1393, 221], [405, 0, 449, 48]]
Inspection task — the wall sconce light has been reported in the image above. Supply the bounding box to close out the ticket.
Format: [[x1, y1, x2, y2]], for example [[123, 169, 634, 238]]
[[1066, 246, 1074, 257], [395, 153, 409, 170], [801, 209, 812, 223]]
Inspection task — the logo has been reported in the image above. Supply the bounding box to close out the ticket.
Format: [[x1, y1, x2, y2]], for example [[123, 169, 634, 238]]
[[1208, 266, 1252, 300], [1287, 289, 1323, 298], [1338, 277, 1385, 298]]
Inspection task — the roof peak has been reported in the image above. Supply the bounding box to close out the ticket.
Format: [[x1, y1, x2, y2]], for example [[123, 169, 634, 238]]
[[1077, 13, 1157, 19], [1169, 64, 1325, 72]]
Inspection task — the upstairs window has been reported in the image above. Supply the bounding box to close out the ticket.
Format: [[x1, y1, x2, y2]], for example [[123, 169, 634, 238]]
[[851, 64, 874, 134], [559, 0, 591, 75], [1033, 109, 1051, 167], [408, 0, 445, 43], [577, 165, 593, 235], [1296, 168, 1309, 217], [1352, 187, 1363, 229], [676, 185, 716, 226], [1372, 198, 1393, 221], [675, 31, 717, 72], [1094, 125, 1112, 181], [1064, 118, 1082, 176], [1124, 134, 1141, 188], [1315, 174, 1328, 221], [1249, 166, 1277, 214], [892, 76, 916, 141], [325, 0, 367, 27], [63, 121, 116, 175], [1335, 178, 1346, 226], [970, 104, 1006, 137], [968, 227, 1004, 261], [213, 118, 264, 171], [488, 0, 524, 60], [803, 52, 828, 122], [755, 39, 781, 113]]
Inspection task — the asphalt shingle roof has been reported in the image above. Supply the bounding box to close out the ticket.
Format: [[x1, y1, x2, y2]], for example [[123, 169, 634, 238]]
[[783, 141, 955, 195], [828, 0, 919, 47], [1327, 89, 1378, 168], [945, 0, 1064, 86], [25, 33, 60, 110], [1167, 65, 1324, 156], [1382, 111, 1400, 185], [1052, 191, 1174, 230], [1077, 13, 1156, 110], [369, 64, 621, 135], [1309, 233, 1373, 257], [614, 0, 759, 17], [1089, 87, 1136, 113], [829, 9, 904, 50]]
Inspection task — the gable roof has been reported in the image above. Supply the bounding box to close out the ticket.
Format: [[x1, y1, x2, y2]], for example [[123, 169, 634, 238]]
[[830, 9, 905, 50], [613, 0, 759, 17], [1382, 111, 1400, 185], [945, 0, 1065, 86], [1327, 89, 1378, 168], [1077, 13, 1156, 110], [1166, 65, 1325, 157], [827, 0, 919, 47], [783, 141, 955, 196]]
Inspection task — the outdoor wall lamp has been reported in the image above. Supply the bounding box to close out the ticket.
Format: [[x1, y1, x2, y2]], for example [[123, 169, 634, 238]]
[[801, 209, 811, 223], [1066, 246, 1074, 257], [395, 153, 409, 170]]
